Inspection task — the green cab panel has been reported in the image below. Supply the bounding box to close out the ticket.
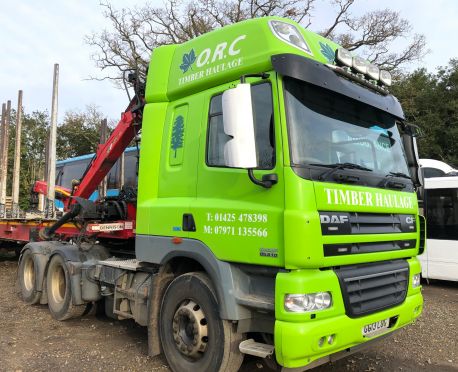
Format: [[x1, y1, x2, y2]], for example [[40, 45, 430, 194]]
[[145, 16, 340, 103]]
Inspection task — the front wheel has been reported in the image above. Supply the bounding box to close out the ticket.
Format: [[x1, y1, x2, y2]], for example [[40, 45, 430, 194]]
[[159, 272, 244, 372]]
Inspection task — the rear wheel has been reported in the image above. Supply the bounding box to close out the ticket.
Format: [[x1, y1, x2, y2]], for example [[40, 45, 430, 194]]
[[18, 249, 41, 304], [46, 254, 86, 320], [159, 272, 244, 372]]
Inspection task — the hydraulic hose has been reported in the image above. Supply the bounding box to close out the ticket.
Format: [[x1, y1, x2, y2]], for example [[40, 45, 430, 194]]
[[39, 204, 82, 240]]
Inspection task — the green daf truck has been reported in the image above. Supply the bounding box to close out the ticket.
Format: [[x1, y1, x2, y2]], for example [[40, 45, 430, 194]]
[[18, 16, 424, 372]]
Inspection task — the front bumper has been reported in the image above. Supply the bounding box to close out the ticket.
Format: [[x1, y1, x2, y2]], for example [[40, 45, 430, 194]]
[[274, 259, 423, 369]]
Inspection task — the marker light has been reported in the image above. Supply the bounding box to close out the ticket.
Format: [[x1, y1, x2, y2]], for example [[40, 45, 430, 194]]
[[269, 20, 311, 54], [335, 48, 353, 67], [284, 292, 332, 312], [367, 64, 380, 80], [412, 273, 421, 288], [379, 70, 392, 86], [352, 56, 369, 74]]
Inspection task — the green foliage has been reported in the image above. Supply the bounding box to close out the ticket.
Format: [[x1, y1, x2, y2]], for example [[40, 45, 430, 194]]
[[1, 104, 107, 211], [57, 104, 107, 159], [5, 109, 49, 210], [392, 59, 458, 167]]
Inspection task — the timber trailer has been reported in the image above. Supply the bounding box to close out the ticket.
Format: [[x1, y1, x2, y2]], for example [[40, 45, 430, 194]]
[[14, 17, 425, 371]]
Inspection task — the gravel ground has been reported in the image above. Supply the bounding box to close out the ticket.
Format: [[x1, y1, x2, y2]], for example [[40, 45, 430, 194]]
[[0, 248, 457, 372]]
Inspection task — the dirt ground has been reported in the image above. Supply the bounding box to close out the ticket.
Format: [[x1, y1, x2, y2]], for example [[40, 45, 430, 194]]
[[0, 248, 457, 372]]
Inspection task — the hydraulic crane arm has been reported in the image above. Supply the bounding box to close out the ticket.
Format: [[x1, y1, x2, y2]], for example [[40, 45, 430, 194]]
[[40, 79, 145, 239], [71, 101, 142, 203]]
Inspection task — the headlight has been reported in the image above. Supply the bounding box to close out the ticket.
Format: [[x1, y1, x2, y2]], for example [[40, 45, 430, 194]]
[[379, 70, 392, 86], [269, 20, 311, 54], [284, 292, 332, 312], [412, 273, 421, 288]]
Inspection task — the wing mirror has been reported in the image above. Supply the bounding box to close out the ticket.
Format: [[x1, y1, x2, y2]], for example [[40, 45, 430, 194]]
[[222, 83, 258, 168], [222, 81, 277, 188]]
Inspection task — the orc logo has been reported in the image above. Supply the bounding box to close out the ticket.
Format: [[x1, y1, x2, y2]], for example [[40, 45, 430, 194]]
[[320, 215, 349, 224], [179, 35, 246, 74], [405, 216, 415, 224]]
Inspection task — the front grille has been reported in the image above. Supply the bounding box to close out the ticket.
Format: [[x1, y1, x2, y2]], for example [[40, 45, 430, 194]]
[[334, 260, 409, 318], [320, 212, 416, 235]]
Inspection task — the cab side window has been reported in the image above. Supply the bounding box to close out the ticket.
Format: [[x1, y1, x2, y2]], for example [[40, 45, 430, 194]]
[[206, 83, 275, 169]]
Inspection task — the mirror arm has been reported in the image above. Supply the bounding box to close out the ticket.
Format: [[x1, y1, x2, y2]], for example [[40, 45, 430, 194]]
[[248, 169, 278, 189], [240, 73, 270, 83]]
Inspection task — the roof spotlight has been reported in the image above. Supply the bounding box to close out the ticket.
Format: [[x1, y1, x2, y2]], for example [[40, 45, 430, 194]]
[[379, 70, 392, 86], [352, 56, 368, 74], [335, 48, 352, 67], [367, 64, 380, 80]]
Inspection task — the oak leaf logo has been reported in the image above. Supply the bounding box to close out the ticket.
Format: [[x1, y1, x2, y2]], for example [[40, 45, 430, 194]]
[[319, 42, 335, 63], [180, 49, 196, 73]]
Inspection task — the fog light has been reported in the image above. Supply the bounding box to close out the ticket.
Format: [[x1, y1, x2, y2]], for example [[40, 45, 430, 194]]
[[284, 292, 332, 312], [412, 273, 421, 288], [318, 336, 325, 347], [327, 334, 335, 345]]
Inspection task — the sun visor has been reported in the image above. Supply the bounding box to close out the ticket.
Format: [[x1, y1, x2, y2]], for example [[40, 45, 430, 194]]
[[272, 54, 405, 120]]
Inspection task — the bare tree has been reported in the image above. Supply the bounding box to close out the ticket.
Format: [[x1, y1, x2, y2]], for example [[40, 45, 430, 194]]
[[86, 0, 426, 84]]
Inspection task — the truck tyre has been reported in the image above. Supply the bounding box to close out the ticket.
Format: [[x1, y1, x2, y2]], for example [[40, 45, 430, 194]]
[[46, 254, 86, 320], [159, 272, 244, 372], [18, 249, 41, 304]]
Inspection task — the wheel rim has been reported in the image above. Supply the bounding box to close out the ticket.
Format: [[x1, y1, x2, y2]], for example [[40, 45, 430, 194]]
[[23, 255, 35, 292], [51, 263, 66, 304], [172, 299, 208, 359]]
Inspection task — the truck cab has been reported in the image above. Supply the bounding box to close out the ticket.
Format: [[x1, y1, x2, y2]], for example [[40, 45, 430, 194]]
[[135, 16, 424, 370]]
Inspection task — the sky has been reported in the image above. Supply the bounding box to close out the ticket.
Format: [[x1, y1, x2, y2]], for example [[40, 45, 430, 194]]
[[0, 0, 456, 123]]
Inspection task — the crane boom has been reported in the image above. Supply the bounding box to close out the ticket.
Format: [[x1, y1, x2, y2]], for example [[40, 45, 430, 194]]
[[69, 95, 143, 206]]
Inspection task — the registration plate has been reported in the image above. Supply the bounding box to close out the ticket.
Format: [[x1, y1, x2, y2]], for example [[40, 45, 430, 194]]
[[362, 318, 390, 337]]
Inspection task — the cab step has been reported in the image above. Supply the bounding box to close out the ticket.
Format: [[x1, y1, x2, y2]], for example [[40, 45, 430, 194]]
[[239, 339, 274, 358]]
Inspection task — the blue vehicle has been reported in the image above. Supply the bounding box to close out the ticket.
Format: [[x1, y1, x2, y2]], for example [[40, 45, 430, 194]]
[[54, 147, 138, 208]]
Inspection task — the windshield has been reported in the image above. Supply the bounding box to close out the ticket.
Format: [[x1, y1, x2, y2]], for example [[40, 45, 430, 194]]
[[284, 77, 410, 177]]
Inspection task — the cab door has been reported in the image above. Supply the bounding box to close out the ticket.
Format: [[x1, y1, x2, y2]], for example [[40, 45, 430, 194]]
[[191, 78, 285, 266]]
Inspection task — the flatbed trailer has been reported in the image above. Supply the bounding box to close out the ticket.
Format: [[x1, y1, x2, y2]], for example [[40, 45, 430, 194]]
[[7, 17, 425, 372], [0, 219, 135, 244]]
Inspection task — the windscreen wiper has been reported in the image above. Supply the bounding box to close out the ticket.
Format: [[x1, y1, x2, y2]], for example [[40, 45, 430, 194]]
[[379, 171, 412, 189], [387, 171, 411, 180], [311, 162, 373, 181]]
